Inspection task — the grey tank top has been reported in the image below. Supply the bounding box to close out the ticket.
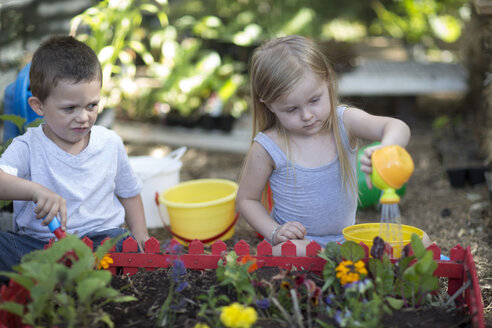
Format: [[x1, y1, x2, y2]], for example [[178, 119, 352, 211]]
[[254, 106, 357, 246]]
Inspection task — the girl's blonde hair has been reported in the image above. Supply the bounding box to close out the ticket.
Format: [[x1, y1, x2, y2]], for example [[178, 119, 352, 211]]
[[249, 35, 357, 196]]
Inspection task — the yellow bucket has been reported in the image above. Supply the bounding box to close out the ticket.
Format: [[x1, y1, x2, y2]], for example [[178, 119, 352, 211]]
[[159, 179, 238, 245], [343, 223, 424, 257]]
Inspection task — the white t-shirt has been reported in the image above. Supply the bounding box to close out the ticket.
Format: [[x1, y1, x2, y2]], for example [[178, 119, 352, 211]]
[[0, 125, 142, 241]]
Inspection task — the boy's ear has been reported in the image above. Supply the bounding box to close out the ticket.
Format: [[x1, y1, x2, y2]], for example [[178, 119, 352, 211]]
[[28, 97, 45, 116]]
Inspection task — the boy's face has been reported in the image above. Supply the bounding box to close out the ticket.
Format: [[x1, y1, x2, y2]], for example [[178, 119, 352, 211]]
[[29, 79, 101, 153]]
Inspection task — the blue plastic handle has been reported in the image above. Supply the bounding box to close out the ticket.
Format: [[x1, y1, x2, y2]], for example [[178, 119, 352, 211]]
[[47, 217, 61, 232]]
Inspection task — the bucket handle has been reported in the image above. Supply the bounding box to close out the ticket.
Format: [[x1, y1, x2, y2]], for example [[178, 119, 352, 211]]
[[155, 191, 238, 244], [166, 146, 187, 161]]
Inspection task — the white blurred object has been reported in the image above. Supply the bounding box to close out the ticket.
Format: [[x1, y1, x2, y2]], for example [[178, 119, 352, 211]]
[[129, 147, 186, 228]]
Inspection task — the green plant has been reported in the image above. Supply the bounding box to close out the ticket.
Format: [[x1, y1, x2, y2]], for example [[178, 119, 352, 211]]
[[70, 0, 249, 121], [0, 234, 135, 327], [155, 258, 190, 326], [70, 0, 168, 118], [196, 285, 230, 327], [216, 252, 258, 305], [318, 234, 440, 327], [370, 0, 467, 44]]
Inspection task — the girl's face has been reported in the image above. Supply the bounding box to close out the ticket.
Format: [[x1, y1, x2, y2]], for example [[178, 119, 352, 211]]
[[33, 79, 100, 153], [268, 70, 331, 136]]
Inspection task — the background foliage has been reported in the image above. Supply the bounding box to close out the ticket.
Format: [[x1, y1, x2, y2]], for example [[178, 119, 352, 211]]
[[69, 0, 468, 121]]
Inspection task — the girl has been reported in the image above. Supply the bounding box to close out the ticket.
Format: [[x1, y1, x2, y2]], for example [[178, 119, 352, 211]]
[[236, 35, 411, 255]]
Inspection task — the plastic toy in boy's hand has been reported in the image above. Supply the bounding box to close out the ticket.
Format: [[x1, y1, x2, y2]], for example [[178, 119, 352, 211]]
[[47, 217, 66, 240]]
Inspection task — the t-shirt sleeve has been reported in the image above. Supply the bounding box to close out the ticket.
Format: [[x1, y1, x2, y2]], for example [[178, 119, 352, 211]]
[[0, 137, 31, 178]]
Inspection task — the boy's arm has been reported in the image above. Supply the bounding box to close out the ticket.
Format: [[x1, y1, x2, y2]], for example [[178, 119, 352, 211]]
[[119, 194, 149, 251], [0, 169, 67, 228]]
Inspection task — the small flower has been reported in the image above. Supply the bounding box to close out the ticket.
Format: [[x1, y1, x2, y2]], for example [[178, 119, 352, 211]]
[[256, 298, 271, 309], [294, 273, 306, 286], [176, 281, 190, 292], [193, 323, 210, 328], [280, 281, 292, 290], [162, 240, 184, 254], [220, 302, 258, 328], [335, 260, 368, 285], [171, 259, 186, 282], [239, 255, 258, 273], [97, 254, 113, 269], [325, 294, 335, 306]]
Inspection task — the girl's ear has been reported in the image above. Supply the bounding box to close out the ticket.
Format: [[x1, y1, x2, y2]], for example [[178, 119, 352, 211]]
[[28, 97, 45, 116], [260, 99, 273, 112]]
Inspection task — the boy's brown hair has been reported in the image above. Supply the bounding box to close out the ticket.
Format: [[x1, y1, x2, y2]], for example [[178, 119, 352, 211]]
[[29, 35, 102, 102]]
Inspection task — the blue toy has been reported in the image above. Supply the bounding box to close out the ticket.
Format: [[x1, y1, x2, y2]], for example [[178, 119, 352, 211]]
[[2, 63, 42, 141]]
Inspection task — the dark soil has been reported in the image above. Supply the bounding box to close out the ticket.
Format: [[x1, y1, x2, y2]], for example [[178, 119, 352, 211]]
[[121, 95, 492, 327], [106, 267, 473, 328]]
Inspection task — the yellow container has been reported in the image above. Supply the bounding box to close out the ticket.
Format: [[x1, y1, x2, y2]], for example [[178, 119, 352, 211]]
[[343, 223, 424, 257], [159, 179, 238, 245]]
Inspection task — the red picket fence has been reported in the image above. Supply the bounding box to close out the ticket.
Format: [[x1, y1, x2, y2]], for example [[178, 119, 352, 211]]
[[85, 236, 485, 328]]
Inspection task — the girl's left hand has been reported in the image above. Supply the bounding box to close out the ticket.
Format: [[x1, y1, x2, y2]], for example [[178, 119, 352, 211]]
[[359, 144, 384, 189], [274, 221, 306, 245]]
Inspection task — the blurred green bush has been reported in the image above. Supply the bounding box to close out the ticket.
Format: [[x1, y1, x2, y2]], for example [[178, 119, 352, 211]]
[[70, 0, 468, 122]]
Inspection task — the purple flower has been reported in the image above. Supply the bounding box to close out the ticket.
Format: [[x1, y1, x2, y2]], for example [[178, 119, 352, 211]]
[[171, 259, 186, 282], [256, 298, 270, 309], [325, 294, 334, 306], [176, 281, 190, 292]]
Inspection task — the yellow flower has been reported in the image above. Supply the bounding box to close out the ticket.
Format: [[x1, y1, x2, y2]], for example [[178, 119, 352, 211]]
[[193, 323, 210, 328], [335, 260, 367, 285], [97, 254, 114, 270], [220, 302, 258, 328]]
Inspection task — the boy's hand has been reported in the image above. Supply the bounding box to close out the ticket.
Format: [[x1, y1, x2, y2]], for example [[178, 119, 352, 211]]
[[32, 186, 67, 230], [135, 234, 150, 253], [273, 221, 306, 245]]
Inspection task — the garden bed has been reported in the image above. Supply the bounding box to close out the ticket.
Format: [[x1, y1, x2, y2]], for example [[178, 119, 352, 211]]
[[98, 236, 484, 327]]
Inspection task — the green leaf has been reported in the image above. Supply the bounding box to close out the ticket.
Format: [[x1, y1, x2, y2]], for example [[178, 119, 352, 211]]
[[414, 251, 437, 275], [98, 313, 115, 328], [341, 241, 365, 262], [0, 114, 26, 131], [410, 233, 426, 259], [0, 301, 25, 316], [76, 278, 107, 304], [320, 242, 342, 262], [113, 295, 138, 303], [386, 297, 404, 310]]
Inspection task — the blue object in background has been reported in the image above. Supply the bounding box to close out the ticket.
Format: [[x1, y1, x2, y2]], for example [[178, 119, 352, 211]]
[[3, 62, 42, 141]]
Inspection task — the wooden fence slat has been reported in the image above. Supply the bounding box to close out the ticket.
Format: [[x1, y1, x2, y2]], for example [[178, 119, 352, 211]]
[[234, 240, 250, 255], [464, 247, 485, 328], [212, 240, 227, 255], [281, 240, 296, 256], [189, 240, 204, 254], [256, 240, 272, 256], [144, 237, 161, 253], [82, 236, 93, 250], [427, 243, 441, 260], [306, 241, 322, 257], [122, 237, 138, 252], [449, 244, 465, 302]]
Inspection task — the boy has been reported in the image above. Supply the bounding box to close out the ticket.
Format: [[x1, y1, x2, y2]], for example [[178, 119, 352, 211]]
[[0, 35, 149, 273]]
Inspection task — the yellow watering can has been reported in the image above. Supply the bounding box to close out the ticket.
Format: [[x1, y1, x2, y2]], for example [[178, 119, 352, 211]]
[[370, 145, 414, 204]]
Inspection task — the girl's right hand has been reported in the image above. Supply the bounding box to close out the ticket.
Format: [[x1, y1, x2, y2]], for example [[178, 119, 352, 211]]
[[32, 186, 67, 230], [273, 221, 307, 245]]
